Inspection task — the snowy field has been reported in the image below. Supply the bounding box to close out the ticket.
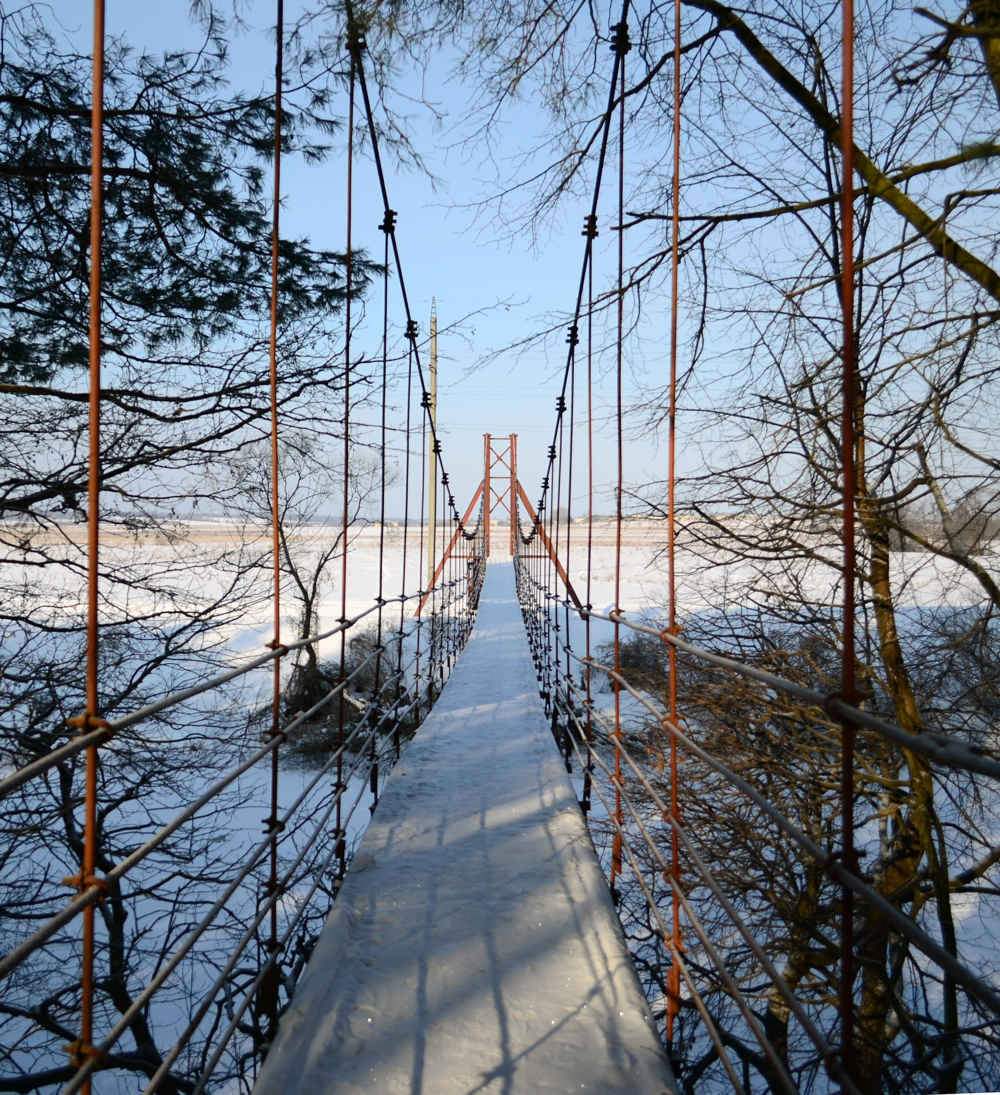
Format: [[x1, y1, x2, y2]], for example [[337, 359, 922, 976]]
[[5, 518, 1000, 1091]]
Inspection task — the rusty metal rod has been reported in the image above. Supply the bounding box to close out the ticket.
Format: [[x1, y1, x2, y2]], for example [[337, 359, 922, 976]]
[[839, 0, 858, 1069]]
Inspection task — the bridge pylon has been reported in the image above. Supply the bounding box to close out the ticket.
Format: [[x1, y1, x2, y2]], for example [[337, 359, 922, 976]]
[[483, 432, 517, 556]]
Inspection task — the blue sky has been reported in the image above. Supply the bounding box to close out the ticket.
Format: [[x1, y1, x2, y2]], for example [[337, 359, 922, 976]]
[[49, 0, 672, 519]]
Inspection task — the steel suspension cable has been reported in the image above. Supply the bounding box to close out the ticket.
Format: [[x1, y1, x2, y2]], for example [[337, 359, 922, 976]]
[[584, 224, 595, 815], [372, 179, 393, 807], [397, 316, 414, 757], [345, 24, 465, 538], [665, 0, 683, 1044], [610, 14, 630, 894], [522, 0, 631, 529], [337, 34, 358, 884]]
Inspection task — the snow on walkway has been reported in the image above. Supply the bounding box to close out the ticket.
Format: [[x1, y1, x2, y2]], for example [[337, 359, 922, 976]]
[[253, 562, 677, 1095]]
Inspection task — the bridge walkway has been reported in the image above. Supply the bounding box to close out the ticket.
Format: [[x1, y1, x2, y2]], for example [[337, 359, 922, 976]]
[[253, 562, 677, 1095]]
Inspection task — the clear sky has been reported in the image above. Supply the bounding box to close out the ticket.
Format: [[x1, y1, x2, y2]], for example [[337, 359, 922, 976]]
[[49, 0, 674, 520]]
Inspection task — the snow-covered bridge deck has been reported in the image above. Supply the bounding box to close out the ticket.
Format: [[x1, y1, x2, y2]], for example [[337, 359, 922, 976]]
[[254, 562, 677, 1095]]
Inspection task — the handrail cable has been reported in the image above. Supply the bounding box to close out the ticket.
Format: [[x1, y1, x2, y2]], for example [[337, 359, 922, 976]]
[[559, 671, 854, 1094], [134, 709, 398, 1095], [1, 594, 396, 800], [515, 552, 1000, 1089], [584, 647, 1000, 1018], [58, 698, 388, 1095], [1, 639, 397, 983], [568, 717, 801, 1095], [590, 607, 1000, 780]]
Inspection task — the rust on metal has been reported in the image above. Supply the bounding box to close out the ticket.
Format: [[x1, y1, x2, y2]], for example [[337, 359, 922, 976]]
[[416, 482, 484, 615], [839, 0, 858, 1072], [81, 4, 106, 1089]]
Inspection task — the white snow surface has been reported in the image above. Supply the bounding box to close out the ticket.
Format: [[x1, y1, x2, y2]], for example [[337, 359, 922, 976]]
[[253, 562, 677, 1095]]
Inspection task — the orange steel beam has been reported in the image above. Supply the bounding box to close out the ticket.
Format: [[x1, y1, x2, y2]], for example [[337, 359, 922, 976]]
[[509, 434, 517, 555], [484, 434, 491, 557], [516, 481, 582, 610], [416, 482, 484, 615]]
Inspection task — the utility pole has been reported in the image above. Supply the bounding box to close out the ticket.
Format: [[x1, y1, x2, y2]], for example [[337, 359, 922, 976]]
[[426, 299, 437, 589]]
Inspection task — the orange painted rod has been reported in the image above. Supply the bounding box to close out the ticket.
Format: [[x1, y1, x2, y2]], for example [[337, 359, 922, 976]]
[[416, 482, 484, 616]]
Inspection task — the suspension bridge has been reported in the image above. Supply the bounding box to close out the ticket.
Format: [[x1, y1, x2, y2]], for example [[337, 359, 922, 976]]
[[3, 0, 1000, 1093]]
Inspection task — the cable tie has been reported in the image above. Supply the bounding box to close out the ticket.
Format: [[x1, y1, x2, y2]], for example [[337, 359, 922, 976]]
[[62, 1039, 109, 1069]]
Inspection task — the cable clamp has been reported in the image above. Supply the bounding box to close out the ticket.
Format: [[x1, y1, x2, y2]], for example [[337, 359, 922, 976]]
[[262, 816, 287, 835], [566, 325, 579, 347], [266, 640, 290, 655], [821, 690, 845, 718], [66, 713, 112, 739], [379, 209, 397, 234], [610, 20, 632, 54], [62, 872, 111, 899], [407, 320, 420, 342], [62, 1039, 109, 1069], [582, 213, 599, 238], [345, 23, 367, 55]]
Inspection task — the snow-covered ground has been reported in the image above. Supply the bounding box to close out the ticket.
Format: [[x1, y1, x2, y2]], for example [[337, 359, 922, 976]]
[[5, 518, 1000, 1091]]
